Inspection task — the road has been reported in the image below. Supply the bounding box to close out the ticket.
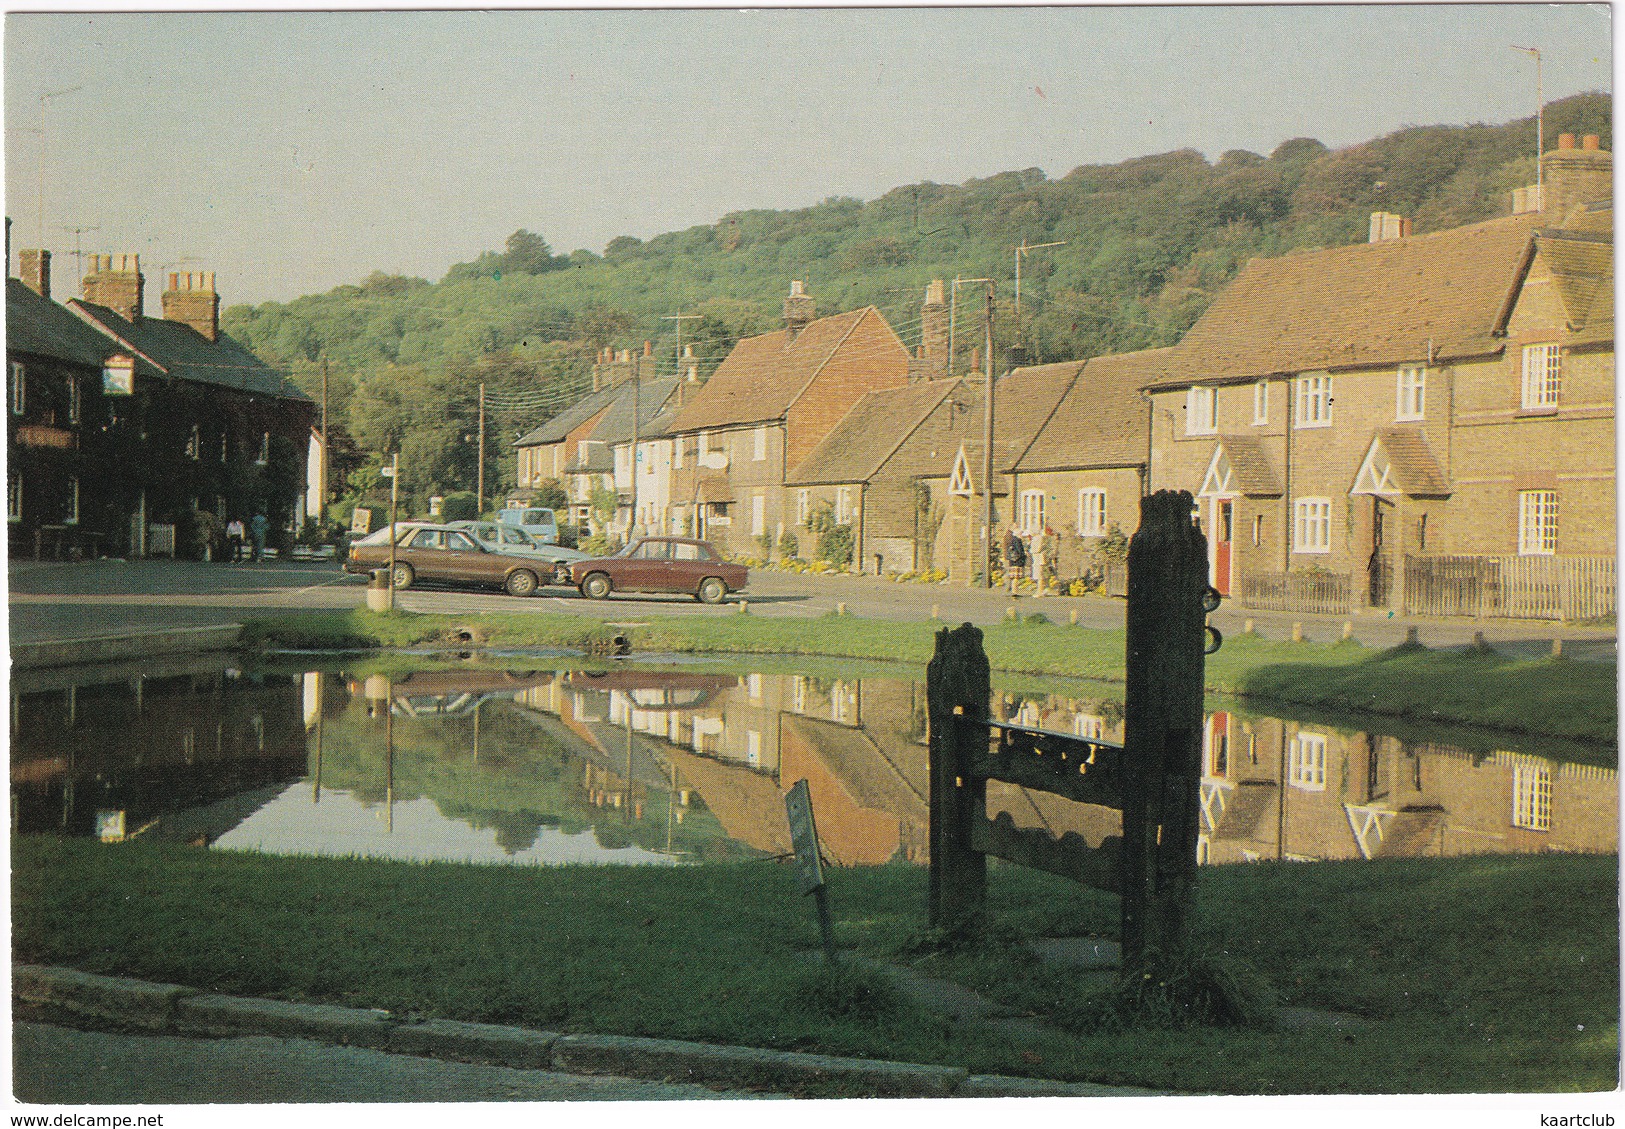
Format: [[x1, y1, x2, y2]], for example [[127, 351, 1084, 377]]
[[7, 555, 1615, 659]]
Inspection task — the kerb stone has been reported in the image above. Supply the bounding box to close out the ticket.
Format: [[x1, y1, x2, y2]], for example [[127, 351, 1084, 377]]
[[13, 965, 192, 1031], [175, 993, 396, 1049], [388, 1019, 560, 1069]]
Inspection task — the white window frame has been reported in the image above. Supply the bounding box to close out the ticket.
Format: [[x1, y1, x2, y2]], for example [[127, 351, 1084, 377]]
[[1077, 488, 1107, 537], [1252, 380, 1269, 425], [1512, 762, 1552, 831], [797, 489, 810, 526], [1517, 490, 1558, 556], [1288, 733, 1328, 791], [672, 436, 683, 469], [1292, 497, 1332, 553], [1073, 714, 1105, 741], [1521, 344, 1561, 409], [1294, 375, 1333, 428], [697, 431, 709, 456], [1018, 489, 1045, 534], [1395, 365, 1426, 422], [1185, 386, 1217, 436], [64, 477, 80, 525], [187, 425, 201, 460], [753, 426, 767, 461], [8, 473, 21, 522], [10, 362, 25, 416], [835, 486, 853, 525], [751, 492, 766, 536]]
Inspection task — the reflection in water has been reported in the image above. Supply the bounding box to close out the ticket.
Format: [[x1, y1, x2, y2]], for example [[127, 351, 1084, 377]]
[[10, 657, 1617, 869]]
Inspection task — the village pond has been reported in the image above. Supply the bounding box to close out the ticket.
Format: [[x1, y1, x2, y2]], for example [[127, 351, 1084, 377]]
[[11, 652, 1617, 869]]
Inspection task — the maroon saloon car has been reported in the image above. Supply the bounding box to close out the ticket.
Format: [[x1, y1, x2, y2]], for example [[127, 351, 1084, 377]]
[[568, 537, 748, 604]]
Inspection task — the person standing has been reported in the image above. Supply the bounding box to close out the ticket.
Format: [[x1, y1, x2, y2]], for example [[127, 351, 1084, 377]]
[[1002, 525, 1026, 594], [249, 512, 268, 562], [225, 518, 245, 563]]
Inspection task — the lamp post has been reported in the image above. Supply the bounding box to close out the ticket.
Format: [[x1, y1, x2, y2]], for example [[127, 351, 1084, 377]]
[[383, 452, 399, 612], [1512, 45, 1544, 206]]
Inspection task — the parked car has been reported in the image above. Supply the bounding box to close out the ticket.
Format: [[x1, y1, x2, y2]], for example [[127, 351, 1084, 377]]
[[568, 536, 748, 604], [494, 506, 560, 544], [447, 520, 590, 583], [343, 523, 550, 597]]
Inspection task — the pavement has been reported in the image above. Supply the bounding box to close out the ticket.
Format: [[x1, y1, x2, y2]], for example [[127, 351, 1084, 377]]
[[9, 554, 1617, 661], [12, 964, 1153, 1103]]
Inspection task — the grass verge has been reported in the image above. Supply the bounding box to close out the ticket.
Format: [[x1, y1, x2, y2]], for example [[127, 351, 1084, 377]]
[[240, 609, 1617, 746], [14, 836, 1617, 1094]]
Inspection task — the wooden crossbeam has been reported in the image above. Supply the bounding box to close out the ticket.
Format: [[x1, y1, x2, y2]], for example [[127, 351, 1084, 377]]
[[971, 811, 1122, 892]]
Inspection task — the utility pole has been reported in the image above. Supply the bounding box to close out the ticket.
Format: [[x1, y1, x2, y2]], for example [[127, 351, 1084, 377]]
[[949, 277, 993, 377], [1014, 240, 1067, 358], [980, 285, 996, 589], [477, 382, 486, 515], [386, 452, 399, 613], [1512, 45, 1544, 206], [661, 312, 702, 379]]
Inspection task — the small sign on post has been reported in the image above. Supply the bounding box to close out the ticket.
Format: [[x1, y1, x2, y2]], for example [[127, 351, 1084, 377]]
[[784, 779, 838, 964]]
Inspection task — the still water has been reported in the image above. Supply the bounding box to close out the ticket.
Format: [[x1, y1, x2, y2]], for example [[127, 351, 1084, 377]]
[[11, 653, 1617, 868]]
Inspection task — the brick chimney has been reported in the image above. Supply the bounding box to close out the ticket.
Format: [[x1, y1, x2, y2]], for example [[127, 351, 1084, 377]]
[[161, 270, 220, 341], [82, 253, 144, 321], [783, 280, 815, 341], [1539, 133, 1612, 220], [908, 279, 950, 382], [19, 249, 50, 299], [1368, 212, 1411, 243]]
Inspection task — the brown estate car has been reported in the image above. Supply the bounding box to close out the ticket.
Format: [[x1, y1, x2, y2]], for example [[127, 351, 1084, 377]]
[[568, 537, 748, 604], [344, 523, 549, 597]]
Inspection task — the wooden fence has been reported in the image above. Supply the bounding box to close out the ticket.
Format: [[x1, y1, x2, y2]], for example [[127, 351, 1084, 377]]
[[1239, 569, 1353, 615], [1404, 554, 1616, 621]]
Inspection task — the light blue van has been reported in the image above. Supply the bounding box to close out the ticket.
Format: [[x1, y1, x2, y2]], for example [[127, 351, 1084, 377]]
[[495, 506, 560, 545]]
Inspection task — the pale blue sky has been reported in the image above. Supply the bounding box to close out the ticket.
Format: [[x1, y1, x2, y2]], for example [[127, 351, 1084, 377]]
[[4, 4, 1612, 307]]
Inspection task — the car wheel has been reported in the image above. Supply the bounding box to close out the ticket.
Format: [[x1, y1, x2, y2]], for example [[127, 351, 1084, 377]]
[[582, 572, 613, 600], [390, 563, 415, 590], [697, 576, 727, 605], [505, 569, 539, 598]]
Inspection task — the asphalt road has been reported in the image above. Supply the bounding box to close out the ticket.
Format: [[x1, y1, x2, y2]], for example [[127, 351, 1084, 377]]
[[7, 555, 1616, 659]]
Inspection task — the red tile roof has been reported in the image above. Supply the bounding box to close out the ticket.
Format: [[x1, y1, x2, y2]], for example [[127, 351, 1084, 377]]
[[1012, 347, 1170, 471], [786, 379, 959, 486]]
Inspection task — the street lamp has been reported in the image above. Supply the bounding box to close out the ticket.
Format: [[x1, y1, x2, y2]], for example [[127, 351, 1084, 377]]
[[381, 453, 399, 612]]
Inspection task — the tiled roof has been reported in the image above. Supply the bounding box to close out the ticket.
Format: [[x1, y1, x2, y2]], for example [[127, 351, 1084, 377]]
[[1215, 434, 1283, 496], [69, 300, 309, 401], [1150, 214, 1544, 388], [668, 307, 902, 432], [6, 279, 132, 371], [1536, 229, 1613, 343], [1013, 348, 1170, 471], [514, 383, 621, 447], [985, 361, 1085, 472], [786, 379, 959, 486], [1373, 427, 1450, 497], [588, 376, 682, 445]]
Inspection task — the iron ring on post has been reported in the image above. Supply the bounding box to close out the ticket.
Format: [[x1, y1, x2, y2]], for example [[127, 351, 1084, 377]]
[[1204, 625, 1223, 655], [1202, 585, 1222, 614]]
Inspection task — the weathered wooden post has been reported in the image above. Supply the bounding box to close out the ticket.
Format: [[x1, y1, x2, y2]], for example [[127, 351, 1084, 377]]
[[1120, 490, 1210, 971], [927, 622, 989, 930]]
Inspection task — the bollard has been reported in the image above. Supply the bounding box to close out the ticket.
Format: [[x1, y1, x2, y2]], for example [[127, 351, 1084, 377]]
[[1243, 618, 1255, 635], [836, 602, 847, 616], [736, 599, 749, 614], [1552, 638, 1564, 659], [1342, 621, 1354, 641], [1291, 622, 1304, 643], [930, 604, 940, 620], [1006, 606, 1018, 622], [1069, 608, 1079, 626]]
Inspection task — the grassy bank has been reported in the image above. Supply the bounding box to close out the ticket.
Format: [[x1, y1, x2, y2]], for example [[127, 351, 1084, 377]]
[[14, 836, 1617, 1094], [241, 608, 1618, 746]]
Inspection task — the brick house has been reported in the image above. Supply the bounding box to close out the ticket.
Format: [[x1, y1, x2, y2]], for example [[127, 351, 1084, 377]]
[[1145, 135, 1613, 619], [1007, 347, 1170, 585], [785, 378, 964, 572], [8, 248, 313, 559], [914, 361, 1082, 582], [662, 281, 910, 554]]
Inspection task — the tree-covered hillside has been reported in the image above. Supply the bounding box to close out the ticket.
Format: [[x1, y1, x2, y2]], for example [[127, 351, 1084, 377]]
[[224, 93, 1609, 508]]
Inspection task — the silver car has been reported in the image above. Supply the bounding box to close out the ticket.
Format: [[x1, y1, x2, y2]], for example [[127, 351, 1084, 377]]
[[448, 521, 590, 583]]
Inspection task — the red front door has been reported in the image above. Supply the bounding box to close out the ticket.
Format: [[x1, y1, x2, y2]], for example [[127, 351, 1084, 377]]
[[1213, 499, 1234, 597]]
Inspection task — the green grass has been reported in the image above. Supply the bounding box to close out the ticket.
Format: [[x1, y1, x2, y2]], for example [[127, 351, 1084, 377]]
[[14, 836, 1617, 1094], [241, 609, 1618, 746]]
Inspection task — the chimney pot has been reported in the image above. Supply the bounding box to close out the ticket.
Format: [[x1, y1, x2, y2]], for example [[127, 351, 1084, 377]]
[[1558, 133, 1576, 150], [1583, 134, 1601, 151], [170, 272, 180, 290], [643, 340, 652, 357], [789, 280, 805, 297]]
